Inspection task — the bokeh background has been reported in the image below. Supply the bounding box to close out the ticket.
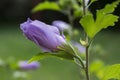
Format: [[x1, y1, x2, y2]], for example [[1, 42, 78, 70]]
[[0, 0, 120, 80]]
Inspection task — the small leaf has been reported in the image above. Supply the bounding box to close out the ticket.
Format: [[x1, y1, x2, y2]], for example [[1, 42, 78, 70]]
[[32, 1, 61, 13], [102, 64, 120, 80], [28, 51, 74, 63]]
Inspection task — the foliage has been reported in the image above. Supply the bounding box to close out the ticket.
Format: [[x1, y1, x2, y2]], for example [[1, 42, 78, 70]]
[[32, 0, 84, 19], [80, 0, 120, 38], [90, 60, 120, 80], [28, 51, 74, 63], [103, 64, 120, 80], [20, 0, 120, 80], [32, 1, 61, 12]]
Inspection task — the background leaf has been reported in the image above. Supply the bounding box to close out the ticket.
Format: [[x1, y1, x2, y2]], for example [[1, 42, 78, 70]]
[[102, 64, 120, 80], [32, 1, 61, 13]]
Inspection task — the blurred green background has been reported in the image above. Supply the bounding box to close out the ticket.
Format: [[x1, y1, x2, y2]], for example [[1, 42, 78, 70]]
[[0, 23, 120, 80], [0, 0, 120, 80]]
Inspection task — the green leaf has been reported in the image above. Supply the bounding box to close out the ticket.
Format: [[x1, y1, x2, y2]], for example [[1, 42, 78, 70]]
[[28, 51, 74, 63], [99, 0, 120, 14], [102, 64, 120, 80], [96, 13, 118, 28], [80, 0, 119, 38], [80, 13, 96, 38], [32, 1, 61, 13]]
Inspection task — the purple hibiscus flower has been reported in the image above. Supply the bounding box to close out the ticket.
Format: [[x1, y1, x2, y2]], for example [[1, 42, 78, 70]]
[[20, 18, 66, 52], [18, 61, 40, 70]]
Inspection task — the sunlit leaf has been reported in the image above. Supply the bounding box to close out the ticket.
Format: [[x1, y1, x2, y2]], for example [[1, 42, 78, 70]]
[[96, 13, 118, 28], [99, 0, 120, 14], [80, 0, 119, 38], [32, 1, 61, 13], [28, 51, 74, 63], [80, 13, 96, 38], [102, 64, 120, 80]]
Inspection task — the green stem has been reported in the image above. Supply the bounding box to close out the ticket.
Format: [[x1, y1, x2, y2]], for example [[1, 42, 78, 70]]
[[85, 45, 90, 80], [83, 0, 86, 15], [74, 55, 85, 69], [82, 0, 90, 80]]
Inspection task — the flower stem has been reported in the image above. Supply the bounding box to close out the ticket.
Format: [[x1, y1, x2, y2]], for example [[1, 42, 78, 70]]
[[85, 45, 90, 80], [82, 0, 90, 80], [74, 55, 85, 69], [83, 0, 86, 15]]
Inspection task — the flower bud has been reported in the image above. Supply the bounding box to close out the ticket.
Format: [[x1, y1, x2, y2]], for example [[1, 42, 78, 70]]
[[20, 18, 66, 52]]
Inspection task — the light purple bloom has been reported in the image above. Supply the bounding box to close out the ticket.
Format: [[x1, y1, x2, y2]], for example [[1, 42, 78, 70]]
[[18, 61, 40, 70], [52, 20, 70, 31], [72, 41, 85, 53], [20, 18, 66, 52]]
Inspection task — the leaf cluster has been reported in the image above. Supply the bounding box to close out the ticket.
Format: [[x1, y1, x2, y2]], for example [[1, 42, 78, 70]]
[[80, 0, 120, 38]]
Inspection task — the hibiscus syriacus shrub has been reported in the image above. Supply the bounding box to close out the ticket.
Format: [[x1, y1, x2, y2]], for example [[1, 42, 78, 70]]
[[20, 0, 120, 80]]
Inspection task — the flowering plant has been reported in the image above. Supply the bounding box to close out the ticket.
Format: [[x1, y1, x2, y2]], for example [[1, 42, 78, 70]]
[[20, 0, 120, 80]]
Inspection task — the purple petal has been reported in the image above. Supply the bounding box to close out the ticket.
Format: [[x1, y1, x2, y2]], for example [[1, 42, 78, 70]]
[[52, 20, 70, 31], [20, 19, 66, 52], [72, 41, 85, 53], [18, 61, 40, 70]]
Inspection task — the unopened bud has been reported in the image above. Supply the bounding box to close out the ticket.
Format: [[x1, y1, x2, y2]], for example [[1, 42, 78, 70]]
[[80, 39, 87, 46]]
